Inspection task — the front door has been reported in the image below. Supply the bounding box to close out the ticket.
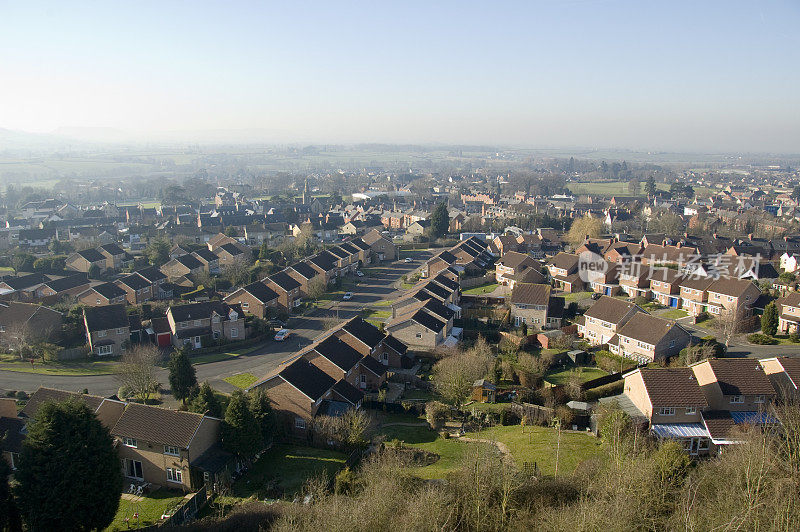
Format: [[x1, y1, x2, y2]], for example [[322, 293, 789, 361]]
[[360, 374, 366, 390], [194, 336, 201, 348], [125, 459, 143, 479], [690, 438, 700, 455]]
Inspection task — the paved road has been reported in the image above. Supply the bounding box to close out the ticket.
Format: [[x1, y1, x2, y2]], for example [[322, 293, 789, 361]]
[[0, 253, 429, 399]]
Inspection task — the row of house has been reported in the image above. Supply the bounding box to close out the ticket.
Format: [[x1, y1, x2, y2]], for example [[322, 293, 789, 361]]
[[422, 236, 493, 278], [620, 356, 800, 456]]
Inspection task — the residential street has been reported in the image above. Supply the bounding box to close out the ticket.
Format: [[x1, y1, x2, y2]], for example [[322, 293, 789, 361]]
[[0, 252, 430, 399]]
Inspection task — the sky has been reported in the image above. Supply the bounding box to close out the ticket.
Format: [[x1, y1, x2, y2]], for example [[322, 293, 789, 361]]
[[0, 0, 798, 152]]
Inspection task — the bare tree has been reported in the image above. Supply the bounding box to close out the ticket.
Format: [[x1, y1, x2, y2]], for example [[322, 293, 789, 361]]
[[432, 341, 493, 407], [306, 276, 327, 303], [223, 255, 252, 287], [115, 344, 160, 403], [714, 307, 742, 349]]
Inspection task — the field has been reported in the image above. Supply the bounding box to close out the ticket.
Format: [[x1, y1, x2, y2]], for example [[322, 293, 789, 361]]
[[233, 445, 347, 497], [567, 180, 669, 196]]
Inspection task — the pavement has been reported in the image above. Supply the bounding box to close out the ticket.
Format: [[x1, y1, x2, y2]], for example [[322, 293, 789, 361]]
[[0, 252, 431, 399]]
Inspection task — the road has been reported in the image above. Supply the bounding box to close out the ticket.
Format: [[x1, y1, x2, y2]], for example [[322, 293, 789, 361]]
[[0, 252, 430, 400]]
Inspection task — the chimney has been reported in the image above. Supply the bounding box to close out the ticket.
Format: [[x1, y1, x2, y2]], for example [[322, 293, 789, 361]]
[[676, 241, 682, 249], [748, 233, 753, 241], [713, 232, 718, 239]]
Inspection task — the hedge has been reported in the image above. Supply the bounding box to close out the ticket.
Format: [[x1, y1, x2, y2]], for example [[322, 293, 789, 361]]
[[584, 380, 624, 401]]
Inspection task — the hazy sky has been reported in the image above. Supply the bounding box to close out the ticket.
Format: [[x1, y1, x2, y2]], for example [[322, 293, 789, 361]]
[[1, 0, 798, 152]]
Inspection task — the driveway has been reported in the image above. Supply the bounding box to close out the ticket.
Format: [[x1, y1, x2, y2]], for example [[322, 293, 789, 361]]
[[0, 257, 426, 399]]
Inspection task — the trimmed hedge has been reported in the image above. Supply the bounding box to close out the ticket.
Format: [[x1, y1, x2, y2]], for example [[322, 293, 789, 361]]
[[584, 380, 624, 401]]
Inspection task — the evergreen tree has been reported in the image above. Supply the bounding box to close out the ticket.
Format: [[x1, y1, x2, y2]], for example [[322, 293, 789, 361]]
[[190, 381, 222, 417], [645, 176, 657, 196], [222, 391, 263, 458], [168, 347, 198, 405], [15, 400, 122, 531], [429, 202, 450, 239], [761, 301, 778, 336], [0, 455, 21, 532], [249, 388, 276, 444]]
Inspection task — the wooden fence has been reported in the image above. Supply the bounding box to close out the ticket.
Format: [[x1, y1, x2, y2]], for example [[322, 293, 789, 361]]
[[460, 273, 496, 289], [511, 402, 554, 425], [160, 486, 207, 527]]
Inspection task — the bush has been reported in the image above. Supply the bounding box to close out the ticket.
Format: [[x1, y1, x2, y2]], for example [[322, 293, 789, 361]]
[[584, 380, 624, 401], [594, 350, 636, 373], [747, 333, 777, 345], [15, 390, 28, 400], [425, 401, 449, 431], [634, 296, 649, 307], [790, 331, 800, 343]]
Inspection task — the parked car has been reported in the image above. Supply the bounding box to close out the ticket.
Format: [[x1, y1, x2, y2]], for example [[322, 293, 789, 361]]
[[268, 319, 286, 329], [342, 292, 353, 301], [356, 270, 364, 277], [404, 257, 413, 263], [591, 292, 601, 300], [274, 329, 291, 341]]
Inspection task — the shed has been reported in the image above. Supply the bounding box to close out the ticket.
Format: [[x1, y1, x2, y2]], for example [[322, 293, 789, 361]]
[[471, 379, 497, 403]]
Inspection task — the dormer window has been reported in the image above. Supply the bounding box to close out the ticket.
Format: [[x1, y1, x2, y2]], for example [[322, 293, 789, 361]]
[[122, 437, 137, 448], [730, 395, 744, 404], [754, 395, 765, 403], [685, 406, 696, 415], [659, 407, 675, 416]]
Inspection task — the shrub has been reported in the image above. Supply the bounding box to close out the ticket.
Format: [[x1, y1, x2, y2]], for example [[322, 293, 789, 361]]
[[747, 333, 777, 345], [790, 331, 800, 343], [15, 391, 28, 400], [584, 380, 624, 401], [425, 401, 449, 431], [594, 350, 636, 373], [634, 296, 649, 307]]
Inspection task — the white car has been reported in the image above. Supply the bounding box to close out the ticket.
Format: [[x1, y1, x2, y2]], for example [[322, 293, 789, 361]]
[[342, 292, 353, 301], [404, 257, 413, 263], [274, 329, 291, 341], [356, 270, 364, 277]]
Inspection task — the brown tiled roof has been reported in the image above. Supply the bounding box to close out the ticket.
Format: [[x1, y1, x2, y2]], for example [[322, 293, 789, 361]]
[[549, 252, 579, 272], [617, 313, 687, 346], [702, 410, 737, 441], [776, 357, 800, 389], [510, 283, 551, 306], [499, 251, 535, 270], [707, 278, 758, 298], [679, 276, 715, 291], [111, 403, 207, 448], [21, 387, 105, 419], [638, 368, 708, 408], [514, 267, 547, 284], [704, 358, 776, 396], [583, 296, 639, 323]]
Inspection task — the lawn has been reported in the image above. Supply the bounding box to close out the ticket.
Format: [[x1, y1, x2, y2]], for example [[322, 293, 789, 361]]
[[401, 388, 435, 401], [467, 425, 607, 476], [562, 291, 594, 303], [106, 489, 186, 531], [234, 444, 347, 497], [362, 308, 391, 319], [0, 355, 118, 376], [223, 372, 258, 389], [373, 299, 395, 307], [462, 282, 500, 295], [544, 366, 608, 386], [379, 423, 481, 480], [659, 309, 688, 319], [188, 347, 254, 365]]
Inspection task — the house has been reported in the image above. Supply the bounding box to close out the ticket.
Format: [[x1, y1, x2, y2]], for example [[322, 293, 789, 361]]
[[577, 296, 643, 345], [286, 261, 321, 296], [1, 397, 25, 469], [214, 242, 250, 267], [547, 252, 584, 293], [618, 262, 650, 298], [585, 261, 621, 296], [779, 252, 800, 273], [191, 248, 221, 274], [334, 316, 413, 368], [98, 243, 131, 270], [679, 276, 716, 316], [84, 304, 131, 356], [166, 301, 246, 349], [264, 270, 302, 310], [223, 282, 279, 319], [705, 278, 761, 317], [302, 334, 385, 392], [495, 251, 545, 287], [307, 251, 340, 284], [423, 250, 458, 278], [362, 228, 397, 261], [0, 302, 62, 346], [760, 356, 800, 402], [206, 233, 243, 252], [649, 268, 686, 308], [610, 313, 691, 364], [112, 402, 223, 491], [137, 267, 171, 299], [691, 358, 776, 412], [34, 274, 91, 302], [406, 219, 430, 236], [77, 282, 128, 307], [66, 248, 108, 273], [777, 292, 800, 333], [115, 273, 154, 305], [509, 283, 564, 330], [161, 254, 205, 281], [623, 368, 712, 456], [20, 387, 127, 431], [385, 298, 456, 350], [0, 273, 50, 300], [249, 357, 363, 436]]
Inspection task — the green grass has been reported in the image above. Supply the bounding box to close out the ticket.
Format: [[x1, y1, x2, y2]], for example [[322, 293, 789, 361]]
[[467, 425, 606, 475], [223, 372, 258, 389], [106, 489, 186, 531], [379, 424, 480, 479], [544, 366, 608, 386], [562, 291, 594, 303], [373, 299, 395, 307], [0, 355, 118, 376], [233, 444, 347, 497], [0, 266, 14, 274], [567, 180, 670, 197], [659, 309, 688, 319], [401, 388, 435, 401], [362, 308, 391, 319], [466, 402, 512, 414], [462, 282, 500, 295]]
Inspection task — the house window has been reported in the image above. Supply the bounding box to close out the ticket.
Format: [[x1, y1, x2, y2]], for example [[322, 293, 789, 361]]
[[730, 395, 744, 404], [122, 437, 137, 448], [659, 407, 675, 416], [98, 330, 107, 338], [164, 445, 180, 456], [231, 328, 238, 338], [212, 316, 220, 323], [685, 407, 696, 415], [295, 417, 306, 429], [194, 319, 201, 326], [0, 325, 4, 333], [415, 333, 422, 339], [166, 468, 183, 483], [241, 302, 249, 310], [97, 345, 113, 356], [116, 328, 125, 335], [96, 299, 101, 304], [754, 395, 765, 403]]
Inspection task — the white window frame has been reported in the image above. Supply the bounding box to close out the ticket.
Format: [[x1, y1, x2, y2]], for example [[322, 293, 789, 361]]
[[685, 406, 697, 415], [730, 395, 744, 404], [97, 345, 113, 356], [122, 437, 137, 448], [116, 328, 125, 335], [97, 330, 107, 338], [659, 407, 675, 416], [231, 327, 238, 338], [295, 417, 306, 429], [164, 445, 180, 456], [166, 468, 183, 483], [754, 395, 765, 403]]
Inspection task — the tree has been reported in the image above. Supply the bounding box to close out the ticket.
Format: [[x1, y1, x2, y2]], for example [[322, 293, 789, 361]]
[[0, 454, 21, 532], [10, 252, 35, 275], [432, 340, 493, 407], [761, 301, 778, 336], [222, 390, 263, 458], [306, 276, 327, 303], [168, 347, 198, 405], [714, 307, 742, 349], [145, 239, 170, 267], [224, 226, 239, 237], [249, 388, 276, 445], [645, 176, 657, 196], [627, 178, 640, 195], [223, 255, 253, 287], [15, 400, 122, 531], [191, 381, 223, 417], [115, 344, 160, 403], [566, 215, 603, 246], [429, 202, 450, 240]]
